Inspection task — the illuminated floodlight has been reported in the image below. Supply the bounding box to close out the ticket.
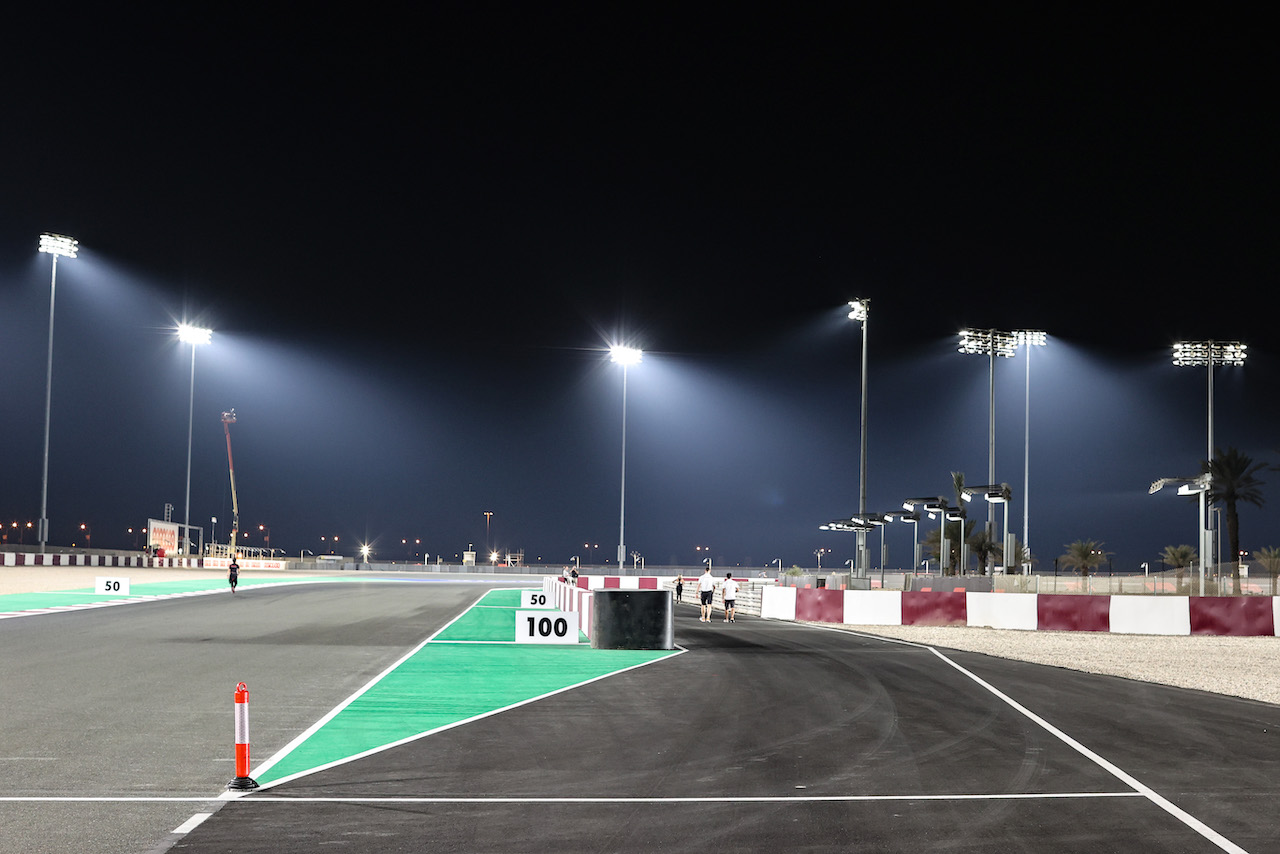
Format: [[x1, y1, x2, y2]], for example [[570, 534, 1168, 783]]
[[609, 344, 643, 366], [1173, 340, 1247, 367], [962, 483, 1012, 503], [1015, 330, 1046, 347], [38, 232, 79, 258], [177, 323, 212, 346], [958, 328, 1018, 358], [847, 298, 869, 322]]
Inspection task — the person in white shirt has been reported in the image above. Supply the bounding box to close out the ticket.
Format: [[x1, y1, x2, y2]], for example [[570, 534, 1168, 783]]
[[721, 573, 739, 623], [697, 566, 716, 622]]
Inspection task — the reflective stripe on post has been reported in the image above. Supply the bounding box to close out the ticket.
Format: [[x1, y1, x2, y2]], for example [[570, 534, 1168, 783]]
[[226, 682, 259, 790]]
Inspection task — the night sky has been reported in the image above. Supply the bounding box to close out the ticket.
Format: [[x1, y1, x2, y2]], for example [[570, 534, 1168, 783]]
[[2, 8, 1276, 570]]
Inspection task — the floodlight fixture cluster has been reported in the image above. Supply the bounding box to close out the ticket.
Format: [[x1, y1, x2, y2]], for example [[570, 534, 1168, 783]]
[[38, 232, 79, 258], [1172, 341, 1247, 367], [961, 483, 1012, 503], [177, 323, 213, 346], [1149, 474, 1210, 496], [958, 328, 1018, 358], [847, 298, 869, 322], [819, 518, 875, 533], [609, 344, 643, 366]]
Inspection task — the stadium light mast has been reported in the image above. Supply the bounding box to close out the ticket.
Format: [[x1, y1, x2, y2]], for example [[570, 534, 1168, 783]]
[[609, 344, 642, 567], [1172, 340, 1246, 588], [1015, 331, 1046, 571], [958, 328, 1018, 572], [1172, 340, 1247, 464], [37, 233, 79, 554], [847, 299, 870, 578], [177, 324, 212, 555]]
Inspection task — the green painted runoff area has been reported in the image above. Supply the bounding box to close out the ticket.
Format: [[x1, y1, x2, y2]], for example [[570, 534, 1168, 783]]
[[0, 576, 337, 614], [257, 588, 678, 784]]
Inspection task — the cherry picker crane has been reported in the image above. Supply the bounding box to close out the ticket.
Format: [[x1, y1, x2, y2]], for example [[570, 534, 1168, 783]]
[[222, 409, 240, 553]]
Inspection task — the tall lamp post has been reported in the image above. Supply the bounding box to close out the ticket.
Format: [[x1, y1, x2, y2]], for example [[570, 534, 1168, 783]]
[[847, 299, 870, 578], [37, 233, 79, 553], [177, 324, 212, 555], [1172, 340, 1247, 584], [1015, 331, 1045, 572], [609, 344, 642, 567], [958, 329, 1018, 571]]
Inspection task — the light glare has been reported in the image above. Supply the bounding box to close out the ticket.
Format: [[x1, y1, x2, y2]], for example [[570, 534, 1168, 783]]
[[609, 345, 642, 366], [177, 323, 213, 345]]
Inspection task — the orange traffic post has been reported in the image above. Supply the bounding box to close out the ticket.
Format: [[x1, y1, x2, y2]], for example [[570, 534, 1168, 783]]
[[226, 682, 259, 790]]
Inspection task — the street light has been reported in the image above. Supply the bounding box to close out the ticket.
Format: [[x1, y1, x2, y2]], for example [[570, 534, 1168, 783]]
[[903, 496, 951, 573], [962, 483, 1013, 573], [177, 323, 212, 555], [1150, 475, 1211, 594], [958, 328, 1019, 571], [609, 344, 642, 566], [847, 299, 870, 578], [37, 232, 78, 553]]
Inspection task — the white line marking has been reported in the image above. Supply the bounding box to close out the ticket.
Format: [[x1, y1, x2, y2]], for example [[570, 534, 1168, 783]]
[[172, 812, 214, 833], [210, 791, 1147, 804], [0, 790, 1141, 805], [924, 646, 1251, 854]]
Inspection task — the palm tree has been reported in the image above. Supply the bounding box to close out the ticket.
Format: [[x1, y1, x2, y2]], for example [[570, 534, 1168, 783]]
[[1254, 546, 1280, 596], [1160, 544, 1197, 592], [969, 527, 1000, 576], [1059, 539, 1111, 577], [1201, 446, 1267, 594]]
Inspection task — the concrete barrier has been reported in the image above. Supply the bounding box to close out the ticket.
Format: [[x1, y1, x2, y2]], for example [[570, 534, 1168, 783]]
[[590, 589, 674, 650]]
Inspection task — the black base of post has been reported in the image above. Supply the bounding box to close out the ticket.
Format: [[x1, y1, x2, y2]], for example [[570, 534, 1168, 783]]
[[591, 589, 675, 650], [226, 776, 259, 790]]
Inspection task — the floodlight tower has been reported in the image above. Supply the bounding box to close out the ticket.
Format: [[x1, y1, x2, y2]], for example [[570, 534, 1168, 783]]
[[958, 329, 1018, 571], [178, 324, 212, 555], [1015, 330, 1046, 571], [1172, 340, 1246, 583], [1172, 341, 1247, 464], [609, 344, 642, 567], [847, 299, 870, 577], [37, 233, 79, 553]]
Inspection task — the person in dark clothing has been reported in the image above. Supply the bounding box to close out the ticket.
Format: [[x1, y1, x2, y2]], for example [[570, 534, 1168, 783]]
[[229, 557, 240, 594]]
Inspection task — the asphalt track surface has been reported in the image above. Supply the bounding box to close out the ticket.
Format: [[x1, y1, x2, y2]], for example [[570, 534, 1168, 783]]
[[3, 579, 1279, 853]]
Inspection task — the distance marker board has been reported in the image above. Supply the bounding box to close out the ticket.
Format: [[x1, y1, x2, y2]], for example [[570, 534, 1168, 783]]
[[515, 609, 580, 644], [520, 589, 555, 608]]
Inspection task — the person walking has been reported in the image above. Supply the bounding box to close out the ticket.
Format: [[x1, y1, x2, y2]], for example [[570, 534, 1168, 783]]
[[697, 565, 716, 622], [228, 556, 240, 594], [722, 572, 739, 622], [675, 575, 684, 603]]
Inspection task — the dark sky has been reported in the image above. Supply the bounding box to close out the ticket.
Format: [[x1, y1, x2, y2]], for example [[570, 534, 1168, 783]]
[[2, 8, 1276, 570]]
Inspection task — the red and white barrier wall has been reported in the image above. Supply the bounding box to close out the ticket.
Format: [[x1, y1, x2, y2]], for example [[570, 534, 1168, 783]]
[[1, 552, 288, 570], [761, 587, 1280, 636]]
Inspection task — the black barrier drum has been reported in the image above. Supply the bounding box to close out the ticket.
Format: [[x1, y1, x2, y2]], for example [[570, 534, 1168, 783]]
[[590, 589, 675, 650]]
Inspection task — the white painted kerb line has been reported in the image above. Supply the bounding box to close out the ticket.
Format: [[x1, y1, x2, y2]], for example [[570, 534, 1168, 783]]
[[926, 647, 1250, 854], [172, 812, 213, 833]]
